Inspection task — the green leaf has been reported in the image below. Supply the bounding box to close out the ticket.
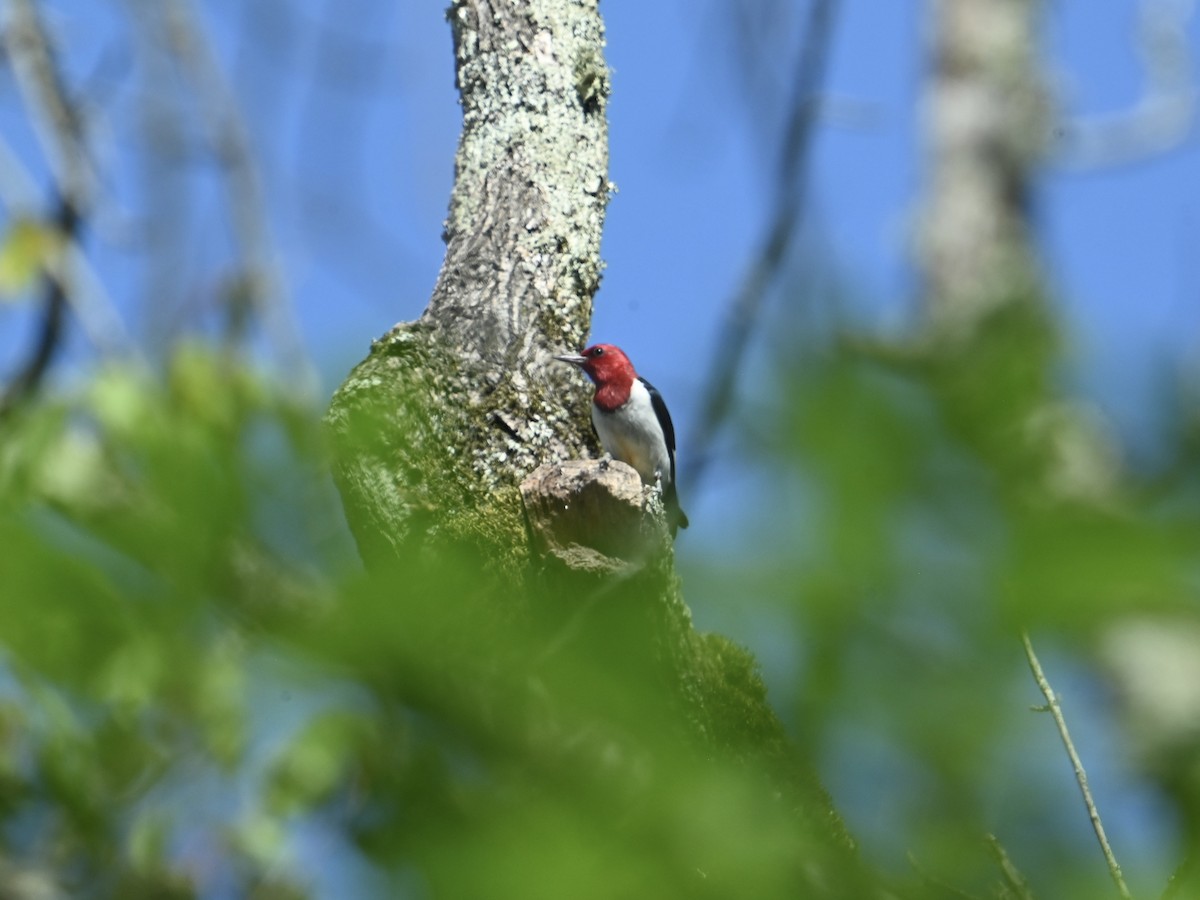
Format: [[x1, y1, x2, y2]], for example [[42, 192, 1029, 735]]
[[265, 711, 376, 816], [0, 219, 58, 298]]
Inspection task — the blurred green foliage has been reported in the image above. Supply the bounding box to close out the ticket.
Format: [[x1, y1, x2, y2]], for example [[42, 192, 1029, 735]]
[[739, 302, 1200, 898], [1, 309, 1199, 899]]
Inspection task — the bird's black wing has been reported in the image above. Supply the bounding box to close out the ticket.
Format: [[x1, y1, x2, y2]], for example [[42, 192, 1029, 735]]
[[638, 376, 688, 532], [638, 377, 675, 461]]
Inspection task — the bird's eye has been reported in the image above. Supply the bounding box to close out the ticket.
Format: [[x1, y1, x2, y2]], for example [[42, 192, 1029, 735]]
[[591, 346, 604, 357]]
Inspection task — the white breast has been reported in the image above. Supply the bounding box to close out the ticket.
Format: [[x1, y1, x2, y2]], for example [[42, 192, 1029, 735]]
[[591, 379, 672, 486]]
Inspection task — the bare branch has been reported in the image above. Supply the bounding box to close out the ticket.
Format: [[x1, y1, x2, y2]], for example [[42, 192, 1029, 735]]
[[1055, 0, 1196, 170], [906, 851, 986, 900], [1021, 630, 1133, 900], [0, 0, 128, 410], [681, 0, 840, 495], [1164, 845, 1199, 898], [0, 131, 43, 210], [0, 199, 71, 416], [0, 132, 132, 361], [0, 0, 86, 412], [3, 0, 93, 204], [918, 0, 1048, 342], [985, 833, 1035, 900], [132, 0, 314, 396]]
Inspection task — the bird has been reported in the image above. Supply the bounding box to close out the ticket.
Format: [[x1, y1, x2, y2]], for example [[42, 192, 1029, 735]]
[[554, 343, 689, 535]]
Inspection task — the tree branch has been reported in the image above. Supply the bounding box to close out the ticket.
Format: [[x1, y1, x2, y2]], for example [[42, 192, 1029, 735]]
[[327, 0, 611, 565], [919, 0, 1047, 343], [141, 0, 314, 394], [985, 832, 1034, 900], [682, 0, 840, 495], [1021, 630, 1133, 900], [4, 0, 93, 203], [1055, 0, 1196, 170], [0, 197, 74, 416], [0, 0, 89, 412]]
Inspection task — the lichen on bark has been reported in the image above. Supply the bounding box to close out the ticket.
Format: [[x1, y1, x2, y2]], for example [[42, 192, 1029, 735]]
[[324, 2, 852, 857], [327, 0, 612, 567]]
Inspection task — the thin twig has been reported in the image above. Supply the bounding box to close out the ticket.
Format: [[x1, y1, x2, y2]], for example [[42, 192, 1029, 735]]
[[1020, 630, 1133, 900], [4, 0, 93, 203], [1162, 841, 1199, 899], [147, 0, 316, 399], [906, 851, 985, 900], [2, 0, 136, 380], [985, 833, 1035, 900], [0, 197, 73, 416], [1, 0, 87, 411], [0, 131, 133, 363], [1056, 0, 1197, 170], [681, 0, 840, 495]]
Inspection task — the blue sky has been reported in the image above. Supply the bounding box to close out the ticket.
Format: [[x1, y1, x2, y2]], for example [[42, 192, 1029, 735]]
[[291, 6, 1199, 877], [381, 0, 1200, 517], [3, 1, 1193, 496]]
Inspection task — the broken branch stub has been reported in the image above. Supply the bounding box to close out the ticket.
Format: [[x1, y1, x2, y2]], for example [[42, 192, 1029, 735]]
[[520, 459, 670, 573]]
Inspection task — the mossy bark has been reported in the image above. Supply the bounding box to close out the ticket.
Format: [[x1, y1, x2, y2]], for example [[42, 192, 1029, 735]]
[[325, 0, 852, 857], [327, 0, 610, 570]]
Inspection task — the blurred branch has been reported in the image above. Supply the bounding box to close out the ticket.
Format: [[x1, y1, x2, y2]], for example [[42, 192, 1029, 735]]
[[0, 198, 72, 416], [681, 0, 840, 495], [1, 0, 83, 413], [0, 0, 130, 412], [985, 833, 1034, 900], [138, 0, 314, 396], [0, 126, 44, 209], [1055, 0, 1196, 170], [918, 0, 1047, 343], [1164, 846, 1199, 898], [909, 1, 1128, 506], [905, 851, 985, 900], [3, 0, 92, 203], [1021, 630, 1132, 900], [0, 131, 132, 355]]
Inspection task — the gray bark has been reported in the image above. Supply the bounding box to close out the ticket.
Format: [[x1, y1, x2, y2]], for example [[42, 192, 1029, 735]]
[[326, 0, 610, 567], [324, 0, 855, 864], [919, 0, 1047, 343], [915, 0, 1120, 504]]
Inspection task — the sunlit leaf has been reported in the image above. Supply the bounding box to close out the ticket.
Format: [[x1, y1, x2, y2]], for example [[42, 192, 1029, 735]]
[[0, 219, 58, 298]]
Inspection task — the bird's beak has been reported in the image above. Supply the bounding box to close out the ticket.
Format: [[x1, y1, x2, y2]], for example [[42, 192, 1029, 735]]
[[553, 353, 587, 367]]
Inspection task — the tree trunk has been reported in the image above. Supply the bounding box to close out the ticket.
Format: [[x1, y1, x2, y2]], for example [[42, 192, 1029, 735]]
[[326, 0, 609, 568], [913, 0, 1119, 504], [919, 0, 1047, 344], [324, 0, 854, 868]]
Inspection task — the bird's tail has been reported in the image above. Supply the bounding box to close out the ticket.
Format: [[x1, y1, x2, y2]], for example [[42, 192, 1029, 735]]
[[665, 483, 689, 537]]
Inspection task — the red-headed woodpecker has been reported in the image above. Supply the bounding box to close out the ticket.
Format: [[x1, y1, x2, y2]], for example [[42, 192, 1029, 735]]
[[554, 343, 689, 535]]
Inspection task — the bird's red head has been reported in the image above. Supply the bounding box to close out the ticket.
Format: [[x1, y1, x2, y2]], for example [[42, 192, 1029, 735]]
[[578, 344, 636, 385], [555, 343, 637, 387]]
